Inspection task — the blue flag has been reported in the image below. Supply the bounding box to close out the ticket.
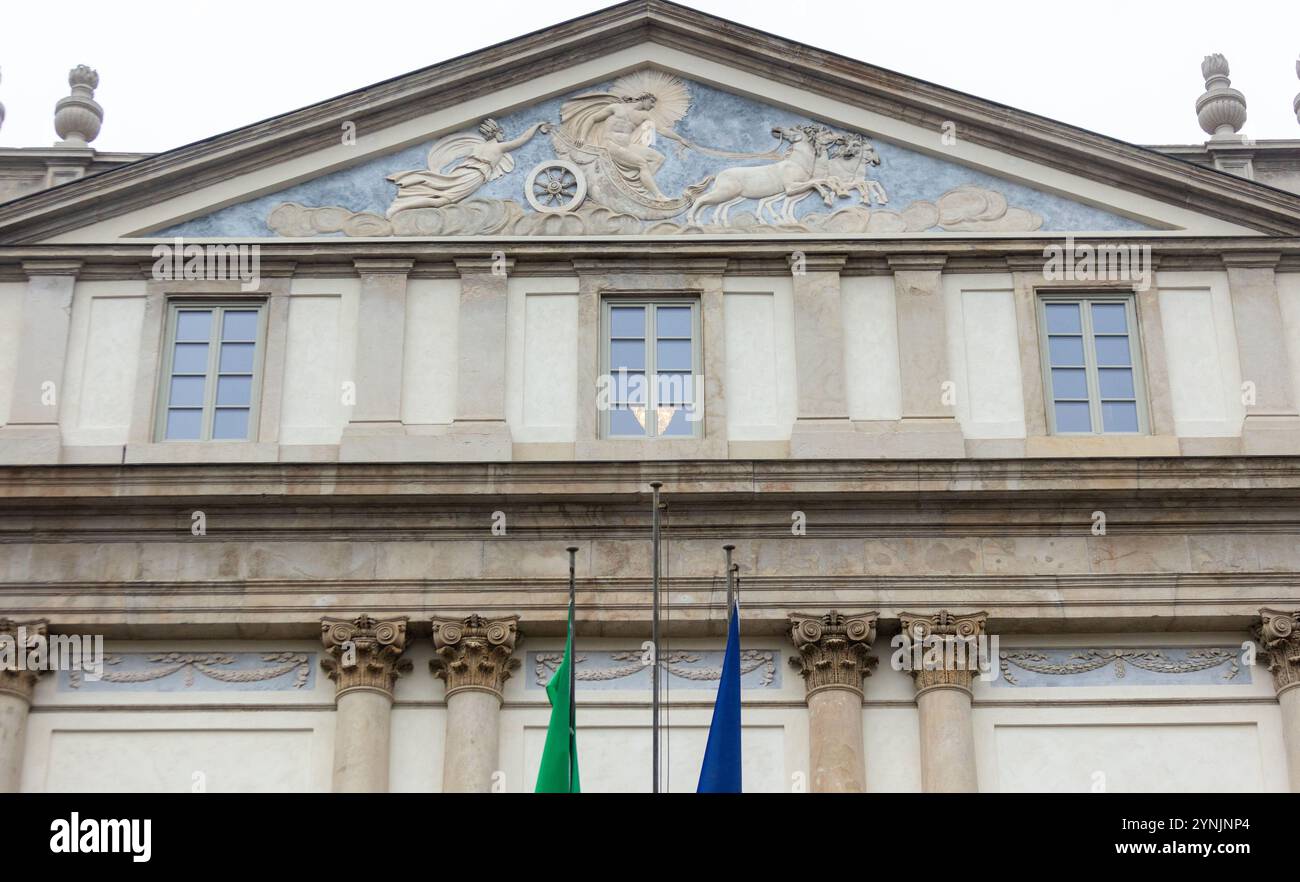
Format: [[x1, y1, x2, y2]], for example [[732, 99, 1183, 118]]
[[697, 599, 741, 793]]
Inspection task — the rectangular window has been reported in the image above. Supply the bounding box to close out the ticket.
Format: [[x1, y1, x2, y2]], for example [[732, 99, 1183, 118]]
[[157, 302, 266, 441], [602, 298, 700, 438], [1039, 294, 1146, 434]]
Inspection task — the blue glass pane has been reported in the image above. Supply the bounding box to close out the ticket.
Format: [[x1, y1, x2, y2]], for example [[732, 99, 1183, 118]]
[[656, 372, 693, 405], [222, 310, 259, 342], [219, 342, 255, 373], [1098, 368, 1135, 399], [1091, 303, 1128, 334], [609, 407, 646, 436], [216, 375, 252, 407], [610, 339, 646, 370], [172, 343, 209, 373], [165, 409, 202, 440], [1050, 368, 1088, 400], [610, 370, 646, 404], [1102, 401, 1139, 432], [1094, 335, 1131, 366], [661, 407, 693, 436], [176, 310, 213, 342], [1054, 401, 1092, 433], [212, 408, 250, 440], [610, 307, 644, 338], [1048, 335, 1085, 366], [655, 306, 692, 337], [656, 339, 692, 371], [1044, 303, 1081, 333], [168, 375, 206, 408]]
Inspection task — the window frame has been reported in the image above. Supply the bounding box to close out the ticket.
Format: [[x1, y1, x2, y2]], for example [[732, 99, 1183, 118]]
[[154, 299, 269, 442], [599, 296, 702, 440], [1036, 291, 1150, 436]]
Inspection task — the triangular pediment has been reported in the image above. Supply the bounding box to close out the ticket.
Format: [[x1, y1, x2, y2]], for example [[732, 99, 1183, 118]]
[[3, 1, 1299, 242]]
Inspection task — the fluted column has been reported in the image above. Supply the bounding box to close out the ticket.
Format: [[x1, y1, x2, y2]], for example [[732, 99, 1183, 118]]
[[898, 610, 986, 793], [1257, 609, 1300, 791], [320, 615, 411, 792], [0, 619, 48, 793], [788, 611, 878, 792], [430, 615, 520, 793]]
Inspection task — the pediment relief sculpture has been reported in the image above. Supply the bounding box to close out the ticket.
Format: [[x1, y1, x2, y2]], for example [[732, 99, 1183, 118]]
[[160, 70, 1151, 239]]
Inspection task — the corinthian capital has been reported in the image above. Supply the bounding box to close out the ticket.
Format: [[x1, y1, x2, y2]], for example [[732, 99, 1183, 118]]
[[320, 615, 412, 699], [430, 615, 520, 700], [788, 611, 878, 697], [1256, 609, 1300, 696], [0, 618, 49, 702], [897, 610, 989, 694]]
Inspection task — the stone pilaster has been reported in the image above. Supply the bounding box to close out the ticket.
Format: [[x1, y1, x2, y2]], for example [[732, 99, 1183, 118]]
[[788, 610, 878, 792], [0, 262, 81, 465], [320, 615, 411, 792], [449, 257, 513, 458], [1223, 254, 1300, 454], [1256, 608, 1300, 792], [0, 619, 48, 793], [888, 254, 965, 457], [898, 610, 986, 792], [339, 259, 413, 461], [431, 615, 520, 792], [789, 254, 857, 457]]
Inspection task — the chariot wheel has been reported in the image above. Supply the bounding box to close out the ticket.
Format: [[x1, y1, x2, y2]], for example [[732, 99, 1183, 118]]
[[525, 160, 587, 213]]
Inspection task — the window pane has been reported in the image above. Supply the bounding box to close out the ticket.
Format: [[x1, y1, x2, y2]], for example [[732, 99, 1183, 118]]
[[1091, 303, 1128, 334], [168, 375, 206, 408], [1102, 401, 1139, 432], [172, 343, 209, 374], [610, 370, 646, 404], [165, 409, 202, 440], [1094, 335, 1131, 366], [655, 306, 692, 338], [216, 375, 252, 407], [212, 408, 250, 440], [1054, 401, 1092, 432], [660, 407, 693, 436], [176, 310, 213, 341], [1050, 368, 1088, 400], [1047, 335, 1085, 366], [610, 339, 646, 371], [219, 342, 255, 373], [222, 310, 259, 341], [656, 339, 692, 371], [1098, 368, 1135, 399], [608, 407, 647, 436], [610, 307, 645, 338], [656, 372, 693, 405], [1044, 302, 1081, 333]]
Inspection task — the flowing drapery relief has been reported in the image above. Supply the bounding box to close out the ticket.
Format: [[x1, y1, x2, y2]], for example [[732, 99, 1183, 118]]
[[265, 69, 1049, 237]]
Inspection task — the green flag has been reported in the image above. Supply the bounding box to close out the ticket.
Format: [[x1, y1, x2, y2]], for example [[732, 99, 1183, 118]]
[[535, 595, 579, 793]]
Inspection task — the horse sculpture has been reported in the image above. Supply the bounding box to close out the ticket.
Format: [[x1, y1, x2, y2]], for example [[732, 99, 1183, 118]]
[[775, 132, 887, 223], [685, 125, 819, 226]]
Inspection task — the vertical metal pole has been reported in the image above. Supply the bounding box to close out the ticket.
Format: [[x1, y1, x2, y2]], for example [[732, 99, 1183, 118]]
[[566, 545, 578, 794], [723, 544, 736, 615], [650, 480, 662, 794]]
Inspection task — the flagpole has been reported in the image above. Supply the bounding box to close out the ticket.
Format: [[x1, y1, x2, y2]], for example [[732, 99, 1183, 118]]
[[650, 480, 662, 795], [723, 544, 735, 615], [566, 545, 578, 794]]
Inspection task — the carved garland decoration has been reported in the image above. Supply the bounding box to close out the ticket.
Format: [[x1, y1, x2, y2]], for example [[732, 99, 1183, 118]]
[[532, 649, 777, 687], [68, 652, 311, 689], [999, 648, 1241, 686]]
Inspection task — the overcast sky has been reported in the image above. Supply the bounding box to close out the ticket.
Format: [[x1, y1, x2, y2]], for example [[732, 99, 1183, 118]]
[[1, 0, 1297, 153]]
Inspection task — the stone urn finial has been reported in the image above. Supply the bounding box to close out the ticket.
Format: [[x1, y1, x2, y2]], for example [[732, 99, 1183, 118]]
[[1293, 57, 1299, 127], [1196, 53, 1247, 139], [54, 64, 103, 145]]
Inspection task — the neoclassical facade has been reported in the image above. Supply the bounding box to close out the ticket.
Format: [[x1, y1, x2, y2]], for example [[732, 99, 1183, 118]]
[[3, 1, 1300, 792]]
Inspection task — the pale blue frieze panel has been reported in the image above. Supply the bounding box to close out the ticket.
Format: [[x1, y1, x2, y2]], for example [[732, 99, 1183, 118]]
[[58, 651, 316, 692], [525, 649, 781, 691], [993, 647, 1250, 687], [156, 73, 1150, 238]]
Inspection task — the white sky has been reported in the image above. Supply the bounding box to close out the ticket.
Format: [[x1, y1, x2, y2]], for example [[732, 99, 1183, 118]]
[[1, 0, 1297, 153]]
